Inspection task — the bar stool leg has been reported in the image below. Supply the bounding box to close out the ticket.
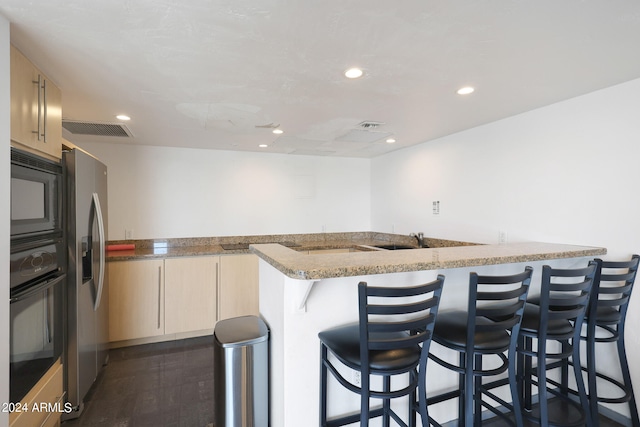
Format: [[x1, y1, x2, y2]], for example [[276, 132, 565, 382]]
[[361, 371, 370, 426], [521, 336, 534, 412], [383, 375, 391, 427], [586, 321, 599, 427], [465, 352, 474, 426], [572, 337, 593, 427], [320, 343, 327, 426], [509, 339, 525, 427], [560, 340, 570, 395], [416, 358, 429, 427], [537, 336, 550, 427], [474, 354, 482, 426], [618, 331, 640, 426]]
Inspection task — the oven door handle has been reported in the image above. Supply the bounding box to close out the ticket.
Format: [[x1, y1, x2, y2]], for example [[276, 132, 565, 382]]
[[10, 273, 65, 303], [92, 192, 106, 312]]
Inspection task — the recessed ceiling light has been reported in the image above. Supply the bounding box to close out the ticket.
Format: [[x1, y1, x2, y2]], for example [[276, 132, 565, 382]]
[[258, 144, 268, 148], [386, 138, 396, 144], [272, 129, 284, 134], [344, 67, 364, 79], [456, 86, 475, 95], [116, 114, 131, 121]]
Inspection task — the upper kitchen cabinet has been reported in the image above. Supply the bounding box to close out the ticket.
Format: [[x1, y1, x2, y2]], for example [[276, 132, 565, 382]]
[[10, 45, 63, 160]]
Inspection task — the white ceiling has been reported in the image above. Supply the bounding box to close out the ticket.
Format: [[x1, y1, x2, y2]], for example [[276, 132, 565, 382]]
[[3, 1, 640, 158]]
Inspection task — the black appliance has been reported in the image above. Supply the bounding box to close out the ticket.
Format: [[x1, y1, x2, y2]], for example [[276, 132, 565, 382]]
[[9, 267, 65, 403], [9, 148, 65, 404], [11, 147, 62, 241]]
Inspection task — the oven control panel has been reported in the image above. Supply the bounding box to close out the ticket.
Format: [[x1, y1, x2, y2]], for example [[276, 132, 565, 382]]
[[10, 238, 64, 290]]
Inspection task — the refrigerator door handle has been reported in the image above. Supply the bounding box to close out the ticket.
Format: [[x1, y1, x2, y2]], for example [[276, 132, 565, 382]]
[[92, 192, 106, 312]]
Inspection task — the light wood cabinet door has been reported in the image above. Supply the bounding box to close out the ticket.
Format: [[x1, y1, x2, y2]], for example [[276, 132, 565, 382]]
[[219, 254, 259, 320], [165, 256, 218, 334], [10, 46, 38, 149], [10, 45, 62, 159], [108, 259, 164, 342]]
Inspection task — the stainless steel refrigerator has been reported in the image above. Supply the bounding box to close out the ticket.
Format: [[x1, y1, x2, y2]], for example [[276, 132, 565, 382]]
[[63, 148, 109, 418]]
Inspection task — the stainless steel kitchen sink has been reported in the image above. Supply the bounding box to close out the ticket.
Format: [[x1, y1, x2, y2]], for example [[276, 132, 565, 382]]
[[373, 244, 417, 250]]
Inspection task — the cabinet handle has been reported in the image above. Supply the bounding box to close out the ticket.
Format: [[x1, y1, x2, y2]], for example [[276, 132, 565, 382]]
[[42, 78, 47, 142], [158, 266, 162, 329], [216, 262, 220, 321], [40, 391, 66, 426], [32, 75, 42, 141], [45, 288, 51, 343]]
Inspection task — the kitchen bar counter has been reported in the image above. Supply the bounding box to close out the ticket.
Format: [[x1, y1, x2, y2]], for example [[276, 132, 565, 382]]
[[250, 241, 606, 280], [255, 240, 606, 426]]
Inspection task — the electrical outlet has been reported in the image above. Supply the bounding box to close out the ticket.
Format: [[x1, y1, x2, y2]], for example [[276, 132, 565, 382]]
[[498, 230, 508, 244], [125, 229, 133, 239], [353, 370, 361, 386]]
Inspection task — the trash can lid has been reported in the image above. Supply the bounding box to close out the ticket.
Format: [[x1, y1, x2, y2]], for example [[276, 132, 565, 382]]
[[214, 315, 269, 348]]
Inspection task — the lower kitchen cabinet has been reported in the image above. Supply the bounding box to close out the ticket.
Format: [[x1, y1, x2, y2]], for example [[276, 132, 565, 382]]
[[108, 259, 165, 342], [10, 359, 63, 427], [218, 254, 259, 320], [165, 256, 218, 334], [107, 253, 257, 344]]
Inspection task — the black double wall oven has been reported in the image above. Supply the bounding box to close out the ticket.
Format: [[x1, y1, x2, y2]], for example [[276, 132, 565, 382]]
[[10, 148, 65, 403]]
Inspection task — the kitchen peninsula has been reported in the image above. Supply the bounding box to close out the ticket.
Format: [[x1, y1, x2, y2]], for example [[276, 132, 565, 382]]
[[251, 240, 606, 426]]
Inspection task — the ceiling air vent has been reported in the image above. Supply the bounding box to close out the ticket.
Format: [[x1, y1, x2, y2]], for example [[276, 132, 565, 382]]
[[358, 121, 385, 130], [62, 120, 133, 137], [337, 121, 390, 143]]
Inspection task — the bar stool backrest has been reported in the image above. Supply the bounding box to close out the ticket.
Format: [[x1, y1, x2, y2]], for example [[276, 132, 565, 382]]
[[468, 267, 533, 349], [358, 276, 445, 369], [591, 255, 640, 329], [536, 262, 597, 339]]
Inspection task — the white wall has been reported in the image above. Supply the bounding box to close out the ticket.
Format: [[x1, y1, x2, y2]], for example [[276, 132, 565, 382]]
[[74, 143, 371, 240], [1, 14, 11, 427], [372, 77, 640, 254], [371, 77, 640, 418]]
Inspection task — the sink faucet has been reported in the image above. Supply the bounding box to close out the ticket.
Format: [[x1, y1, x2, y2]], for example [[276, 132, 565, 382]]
[[410, 232, 425, 248]]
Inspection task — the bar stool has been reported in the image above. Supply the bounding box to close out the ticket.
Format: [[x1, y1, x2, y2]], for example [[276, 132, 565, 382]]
[[319, 276, 445, 427], [426, 267, 533, 426], [582, 256, 639, 425], [517, 262, 597, 427]]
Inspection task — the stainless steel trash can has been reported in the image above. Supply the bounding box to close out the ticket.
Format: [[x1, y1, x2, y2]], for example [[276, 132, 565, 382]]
[[214, 315, 269, 427]]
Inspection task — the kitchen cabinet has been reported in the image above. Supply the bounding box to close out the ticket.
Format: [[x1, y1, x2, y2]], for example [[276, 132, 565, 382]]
[[108, 259, 164, 342], [219, 254, 259, 320], [10, 45, 63, 160], [107, 254, 258, 343], [108, 256, 218, 343], [165, 256, 218, 334], [10, 359, 63, 427]]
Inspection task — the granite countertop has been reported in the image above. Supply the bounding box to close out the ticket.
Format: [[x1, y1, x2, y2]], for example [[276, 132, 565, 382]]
[[105, 232, 474, 261], [250, 241, 607, 280]]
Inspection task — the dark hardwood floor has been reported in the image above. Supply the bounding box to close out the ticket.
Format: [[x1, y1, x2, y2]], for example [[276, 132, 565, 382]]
[[61, 336, 627, 426]]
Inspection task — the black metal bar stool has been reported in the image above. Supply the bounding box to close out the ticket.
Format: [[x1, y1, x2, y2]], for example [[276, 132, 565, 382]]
[[426, 267, 533, 426], [581, 256, 639, 426], [517, 262, 597, 427], [318, 276, 445, 427]]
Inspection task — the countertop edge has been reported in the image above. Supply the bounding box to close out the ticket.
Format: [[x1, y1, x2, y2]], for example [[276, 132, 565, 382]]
[[250, 242, 607, 280]]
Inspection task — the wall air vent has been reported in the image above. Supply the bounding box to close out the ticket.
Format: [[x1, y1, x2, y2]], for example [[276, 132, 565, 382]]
[[62, 120, 133, 137]]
